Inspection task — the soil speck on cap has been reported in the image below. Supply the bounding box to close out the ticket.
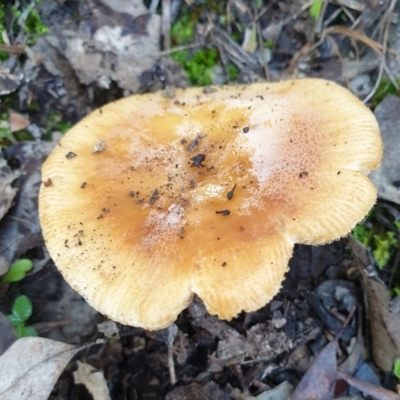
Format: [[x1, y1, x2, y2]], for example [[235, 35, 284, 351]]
[[43, 178, 52, 187], [190, 154, 206, 168], [149, 189, 160, 204], [216, 210, 231, 216], [66, 152, 77, 159], [203, 86, 217, 94], [227, 184, 236, 200], [187, 134, 206, 151], [93, 140, 106, 153], [299, 171, 309, 178], [242, 127, 249, 133], [80, 182, 87, 188]]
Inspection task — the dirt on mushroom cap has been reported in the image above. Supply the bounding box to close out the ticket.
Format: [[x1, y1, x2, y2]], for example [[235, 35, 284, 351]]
[[39, 79, 382, 330]]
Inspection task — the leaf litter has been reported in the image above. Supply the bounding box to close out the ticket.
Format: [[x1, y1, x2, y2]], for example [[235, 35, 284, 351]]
[[0, 0, 400, 398], [0, 337, 98, 400]]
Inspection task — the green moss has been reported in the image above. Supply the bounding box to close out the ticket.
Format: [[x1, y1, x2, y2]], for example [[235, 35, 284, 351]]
[[170, 7, 237, 85], [24, 9, 48, 45], [172, 48, 219, 86], [0, 1, 48, 60], [46, 112, 71, 134], [353, 211, 399, 269], [228, 64, 239, 81], [0, 4, 8, 61], [265, 39, 274, 50], [371, 77, 400, 108]]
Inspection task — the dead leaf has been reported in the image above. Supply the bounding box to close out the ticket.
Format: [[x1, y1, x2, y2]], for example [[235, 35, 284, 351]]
[[73, 361, 111, 400], [99, 0, 147, 17], [0, 312, 16, 357], [349, 237, 400, 372], [291, 340, 337, 400], [0, 137, 60, 264], [97, 320, 119, 339], [370, 95, 400, 205], [0, 337, 88, 400], [189, 299, 291, 368], [256, 381, 293, 400], [34, 1, 161, 93], [165, 382, 230, 400], [8, 110, 30, 133], [0, 65, 23, 96], [0, 154, 20, 220], [337, 370, 400, 400]]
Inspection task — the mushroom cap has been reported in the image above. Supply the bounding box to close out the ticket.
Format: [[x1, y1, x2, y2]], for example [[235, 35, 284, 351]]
[[39, 79, 382, 330]]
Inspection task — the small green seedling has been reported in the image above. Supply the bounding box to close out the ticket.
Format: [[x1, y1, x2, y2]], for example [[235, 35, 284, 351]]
[[1, 259, 33, 284], [394, 359, 400, 379], [310, 0, 323, 21], [6, 295, 38, 337]]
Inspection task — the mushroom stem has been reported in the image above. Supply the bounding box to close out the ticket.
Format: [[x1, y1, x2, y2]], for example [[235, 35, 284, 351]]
[[167, 324, 178, 385]]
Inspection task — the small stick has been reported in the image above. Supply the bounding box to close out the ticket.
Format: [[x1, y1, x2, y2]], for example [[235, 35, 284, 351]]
[[167, 323, 177, 385]]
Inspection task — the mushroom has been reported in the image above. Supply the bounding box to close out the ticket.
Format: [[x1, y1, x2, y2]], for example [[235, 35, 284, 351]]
[[39, 79, 382, 330]]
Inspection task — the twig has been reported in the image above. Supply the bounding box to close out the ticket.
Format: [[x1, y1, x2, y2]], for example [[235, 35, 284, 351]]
[[167, 324, 177, 385], [363, 0, 397, 104], [325, 34, 350, 88], [315, 0, 330, 34], [254, 0, 269, 80], [149, 0, 160, 13], [162, 0, 171, 51], [247, 0, 276, 27], [0, 44, 25, 54]]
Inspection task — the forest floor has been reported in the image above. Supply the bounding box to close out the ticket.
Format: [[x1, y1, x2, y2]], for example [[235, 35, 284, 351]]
[[1, 0, 400, 399]]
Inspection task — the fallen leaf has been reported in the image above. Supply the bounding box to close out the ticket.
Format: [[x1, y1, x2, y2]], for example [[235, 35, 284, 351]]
[[0, 312, 16, 356], [0, 337, 88, 400], [0, 65, 23, 95], [256, 381, 293, 400], [291, 340, 337, 400], [337, 370, 400, 400], [188, 298, 291, 369], [370, 95, 400, 205], [349, 236, 400, 372], [165, 382, 230, 400], [8, 110, 30, 133], [73, 361, 111, 400], [0, 137, 60, 264], [0, 154, 20, 221], [34, 3, 161, 93], [99, 0, 147, 17]]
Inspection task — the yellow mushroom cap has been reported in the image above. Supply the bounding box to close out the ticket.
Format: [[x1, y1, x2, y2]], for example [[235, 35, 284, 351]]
[[39, 79, 382, 330]]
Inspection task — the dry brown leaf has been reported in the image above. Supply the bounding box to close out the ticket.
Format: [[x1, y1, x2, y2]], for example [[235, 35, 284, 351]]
[[0, 154, 20, 221], [370, 95, 400, 205], [349, 237, 400, 372], [0, 312, 16, 357], [291, 340, 337, 400], [0, 337, 88, 400], [8, 110, 30, 133], [73, 361, 111, 400], [337, 370, 400, 400]]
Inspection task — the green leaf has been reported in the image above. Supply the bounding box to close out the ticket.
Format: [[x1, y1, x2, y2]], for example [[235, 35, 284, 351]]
[[12, 295, 33, 322], [6, 314, 21, 325], [394, 359, 400, 379], [1, 259, 33, 284], [310, 0, 323, 21], [13, 322, 26, 338], [19, 326, 38, 338]]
